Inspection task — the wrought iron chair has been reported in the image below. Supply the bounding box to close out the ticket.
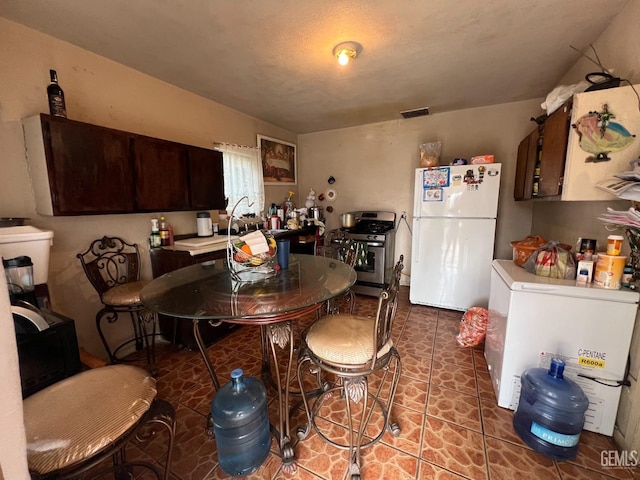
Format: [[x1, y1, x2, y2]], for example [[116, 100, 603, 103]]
[[316, 231, 359, 315], [296, 255, 404, 479], [24, 365, 175, 480], [77, 236, 157, 374]]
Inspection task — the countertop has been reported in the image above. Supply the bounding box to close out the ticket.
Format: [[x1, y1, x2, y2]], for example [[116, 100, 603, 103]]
[[161, 226, 317, 256]]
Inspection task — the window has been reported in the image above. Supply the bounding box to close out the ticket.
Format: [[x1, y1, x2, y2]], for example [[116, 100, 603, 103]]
[[215, 143, 265, 216]]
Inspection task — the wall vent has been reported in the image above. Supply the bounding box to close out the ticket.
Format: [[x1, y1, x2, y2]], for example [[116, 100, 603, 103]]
[[400, 106, 430, 119]]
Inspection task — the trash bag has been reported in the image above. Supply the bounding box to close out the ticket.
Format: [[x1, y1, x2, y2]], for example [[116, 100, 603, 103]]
[[540, 81, 589, 115], [523, 240, 576, 279], [456, 307, 489, 348]]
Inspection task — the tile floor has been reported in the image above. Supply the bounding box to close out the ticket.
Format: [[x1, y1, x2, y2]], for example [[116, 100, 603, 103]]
[[127, 287, 640, 479]]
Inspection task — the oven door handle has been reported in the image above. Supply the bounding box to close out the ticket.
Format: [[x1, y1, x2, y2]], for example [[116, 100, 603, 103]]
[[357, 241, 384, 248]]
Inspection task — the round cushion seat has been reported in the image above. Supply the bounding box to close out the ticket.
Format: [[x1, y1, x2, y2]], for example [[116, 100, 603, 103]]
[[101, 280, 149, 306], [24, 365, 157, 475], [305, 314, 392, 365]]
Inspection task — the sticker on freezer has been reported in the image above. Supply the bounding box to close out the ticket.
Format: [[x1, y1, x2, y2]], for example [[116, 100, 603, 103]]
[[577, 348, 606, 369]]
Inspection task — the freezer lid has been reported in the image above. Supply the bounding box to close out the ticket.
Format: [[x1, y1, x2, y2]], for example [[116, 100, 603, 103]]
[[492, 259, 640, 303], [413, 164, 501, 218]]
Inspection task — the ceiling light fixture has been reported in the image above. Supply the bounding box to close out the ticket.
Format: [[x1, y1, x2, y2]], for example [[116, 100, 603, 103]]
[[333, 41, 361, 66]]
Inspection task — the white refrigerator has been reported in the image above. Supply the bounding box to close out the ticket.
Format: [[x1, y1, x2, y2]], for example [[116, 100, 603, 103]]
[[410, 164, 501, 310], [485, 259, 639, 436]]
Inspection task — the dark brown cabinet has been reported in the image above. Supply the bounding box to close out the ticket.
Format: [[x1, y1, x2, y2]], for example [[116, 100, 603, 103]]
[[133, 136, 190, 211], [25, 114, 135, 215], [149, 247, 237, 349], [514, 101, 572, 200], [23, 114, 226, 215], [514, 128, 539, 201], [187, 146, 225, 209]]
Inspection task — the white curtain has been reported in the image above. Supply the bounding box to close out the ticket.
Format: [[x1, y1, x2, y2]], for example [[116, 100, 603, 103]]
[[215, 143, 265, 216]]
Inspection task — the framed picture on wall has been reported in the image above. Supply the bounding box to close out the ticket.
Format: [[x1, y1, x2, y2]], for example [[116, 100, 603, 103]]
[[258, 134, 297, 185]]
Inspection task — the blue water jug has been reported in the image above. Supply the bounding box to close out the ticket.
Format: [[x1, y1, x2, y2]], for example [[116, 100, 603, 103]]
[[513, 358, 589, 461], [212, 368, 270, 476]]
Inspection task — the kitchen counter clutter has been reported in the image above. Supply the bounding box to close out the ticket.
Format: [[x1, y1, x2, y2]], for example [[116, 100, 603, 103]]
[[163, 226, 317, 256]]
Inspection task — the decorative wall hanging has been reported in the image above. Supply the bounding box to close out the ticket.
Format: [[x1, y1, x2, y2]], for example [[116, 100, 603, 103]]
[[325, 189, 337, 201], [257, 135, 297, 184], [572, 103, 635, 163]]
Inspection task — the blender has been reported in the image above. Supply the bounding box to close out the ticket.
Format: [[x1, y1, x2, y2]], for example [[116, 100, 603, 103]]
[[3, 255, 37, 306]]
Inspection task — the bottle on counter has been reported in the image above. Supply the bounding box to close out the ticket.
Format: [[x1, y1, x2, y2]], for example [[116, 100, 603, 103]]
[[149, 218, 161, 248], [622, 262, 634, 288], [283, 191, 295, 218], [47, 69, 67, 118], [269, 213, 280, 230], [159, 215, 172, 246]]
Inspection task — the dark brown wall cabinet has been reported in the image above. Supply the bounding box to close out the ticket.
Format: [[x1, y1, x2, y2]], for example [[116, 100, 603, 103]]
[[23, 114, 225, 215], [513, 101, 572, 201]]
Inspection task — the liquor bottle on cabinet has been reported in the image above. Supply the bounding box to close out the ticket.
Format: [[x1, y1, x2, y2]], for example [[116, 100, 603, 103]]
[[47, 70, 66, 118], [532, 136, 542, 197]]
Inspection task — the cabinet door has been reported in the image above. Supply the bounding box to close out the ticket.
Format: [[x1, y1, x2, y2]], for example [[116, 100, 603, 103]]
[[187, 147, 226, 209], [133, 136, 190, 211], [149, 247, 236, 348], [42, 115, 135, 214], [538, 101, 571, 197], [514, 129, 539, 200]]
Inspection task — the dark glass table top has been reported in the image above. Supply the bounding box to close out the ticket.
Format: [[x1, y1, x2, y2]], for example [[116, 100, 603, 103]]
[[140, 254, 357, 323]]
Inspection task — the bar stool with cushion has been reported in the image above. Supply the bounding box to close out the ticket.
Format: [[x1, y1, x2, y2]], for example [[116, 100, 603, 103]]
[[296, 255, 404, 479], [77, 236, 158, 374], [24, 364, 176, 479]]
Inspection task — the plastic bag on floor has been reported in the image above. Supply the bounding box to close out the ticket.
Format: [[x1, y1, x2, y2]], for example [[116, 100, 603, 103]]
[[456, 307, 489, 347]]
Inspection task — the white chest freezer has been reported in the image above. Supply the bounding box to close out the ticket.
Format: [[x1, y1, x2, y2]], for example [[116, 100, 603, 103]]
[[0, 226, 54, 285], [485, 259, 639, 436]]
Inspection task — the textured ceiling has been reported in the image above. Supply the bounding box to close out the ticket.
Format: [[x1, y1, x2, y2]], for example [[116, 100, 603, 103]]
[[0, 0, 630, 133]]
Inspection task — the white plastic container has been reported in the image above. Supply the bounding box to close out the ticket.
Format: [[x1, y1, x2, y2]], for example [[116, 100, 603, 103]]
[[0, 226, 54, 285]]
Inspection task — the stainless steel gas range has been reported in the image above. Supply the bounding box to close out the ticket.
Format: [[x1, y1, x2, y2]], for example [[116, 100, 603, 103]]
[[333, 211, 397, 296]]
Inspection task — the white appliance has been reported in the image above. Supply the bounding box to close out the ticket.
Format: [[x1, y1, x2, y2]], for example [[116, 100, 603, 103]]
[[410, 164, 501, 310], [485, 259, 639, 436]]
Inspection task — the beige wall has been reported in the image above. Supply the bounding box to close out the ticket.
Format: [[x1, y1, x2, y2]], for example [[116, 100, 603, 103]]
[[0, 17, 295, 359], [298, 100, 542, 280]]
